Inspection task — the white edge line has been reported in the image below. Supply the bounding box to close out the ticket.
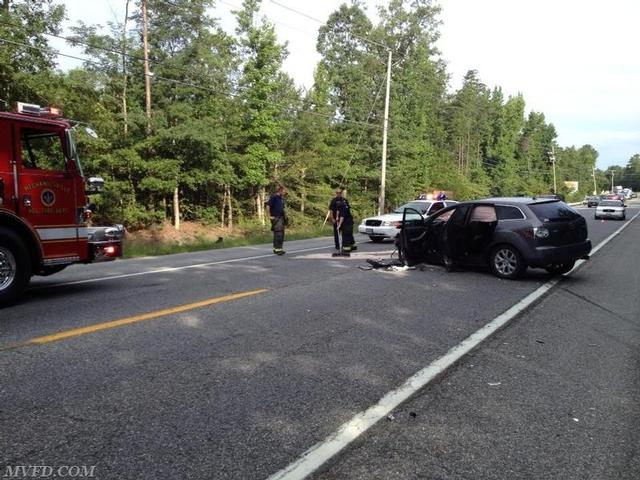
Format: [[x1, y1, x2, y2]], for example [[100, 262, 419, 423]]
[[36, 244, 334, 289], [265, 282, 558, 480], [266, 210, 640, 480], [565, 209, 640, 275], [588, 209, 639, 256]]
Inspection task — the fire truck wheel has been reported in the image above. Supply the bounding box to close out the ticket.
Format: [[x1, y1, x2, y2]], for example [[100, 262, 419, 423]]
[[0, 228, 32, 305]]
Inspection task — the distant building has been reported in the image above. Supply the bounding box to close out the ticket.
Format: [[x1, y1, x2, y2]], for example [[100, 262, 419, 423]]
[[564, 181, 579, 193]]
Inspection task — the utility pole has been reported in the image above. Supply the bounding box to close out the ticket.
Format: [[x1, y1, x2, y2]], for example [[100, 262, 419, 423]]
[[549, 146, 557, 194], [377, 50, 392, 216], [592, 166, 597, 195], [611, 171, 614, 193], [142, 0, 152, 136], [121, 0, 130, 137]]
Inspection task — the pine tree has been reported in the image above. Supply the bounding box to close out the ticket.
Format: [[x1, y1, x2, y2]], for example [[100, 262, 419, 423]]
[[234, 0, 290, 224]]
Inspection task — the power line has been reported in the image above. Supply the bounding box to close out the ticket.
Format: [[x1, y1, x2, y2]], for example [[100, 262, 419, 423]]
[[0, 36, 380, 129], [0, 13, 240, 83], [269, 0, 325, 25], [158, 0, 325, 45], [217, 0, 243, 10], [0, 16, 160, 69], [105, 0, 123, 24], [269, 0, 389, 50], [0, 3, 389, 129], [152, 74, 378, 128], [338, 73, 388, 187], [0, 37, 101, 68], [0, 12, 248, 100]]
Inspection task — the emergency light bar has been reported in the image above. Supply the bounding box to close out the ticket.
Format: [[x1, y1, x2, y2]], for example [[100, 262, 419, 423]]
[[15, 102, 62, 118]]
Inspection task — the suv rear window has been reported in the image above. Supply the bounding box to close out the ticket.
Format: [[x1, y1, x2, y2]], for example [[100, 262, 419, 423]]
[[528, 201, 580, 222]]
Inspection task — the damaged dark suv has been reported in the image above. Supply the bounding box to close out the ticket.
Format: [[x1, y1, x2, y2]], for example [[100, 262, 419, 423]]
[[398, 197, 592, 279]]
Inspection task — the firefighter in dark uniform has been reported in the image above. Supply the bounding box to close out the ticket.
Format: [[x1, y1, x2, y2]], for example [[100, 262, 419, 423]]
[[328, 188, 344, 251], [335, 196, 355, 256], [267, 185, 287, 255]]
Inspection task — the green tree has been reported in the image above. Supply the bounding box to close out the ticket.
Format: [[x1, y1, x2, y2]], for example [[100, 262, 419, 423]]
[[234, 0, 291, 224], [622, 154, 640, 191], [555, 144, 598, 199], [487, 93, 526, 195], [316, 1, 382, 214], [376, 0, 449, 208], [144, 0, 238, 225], [0, 0, 65, 105], [280, 64, 336, 220], [517, 111, 557, 194]]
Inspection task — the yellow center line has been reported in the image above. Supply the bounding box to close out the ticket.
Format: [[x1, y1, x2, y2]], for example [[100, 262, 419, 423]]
[[3, 288, 268, 350]]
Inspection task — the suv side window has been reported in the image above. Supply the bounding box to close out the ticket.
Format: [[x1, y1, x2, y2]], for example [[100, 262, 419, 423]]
[[495, 205, 525, 220], [470, 205, 497, 222]]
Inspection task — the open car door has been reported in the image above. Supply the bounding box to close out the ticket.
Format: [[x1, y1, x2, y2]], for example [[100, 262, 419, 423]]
[[444, 204, 497, 265], [399, 207, 428, 265], [442, 204, 472, 263], [423, 206, 459, 263], [463, 205, 498, 264]]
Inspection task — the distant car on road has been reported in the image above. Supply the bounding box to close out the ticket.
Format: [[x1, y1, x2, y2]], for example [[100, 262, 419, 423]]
[[358, 200, 457, 242], [594, 200, 626, 220], [398, 197, 591, 279], [536, 194, 565, 201], [601, 193, 624, 202], [583, 195, 599, 207]]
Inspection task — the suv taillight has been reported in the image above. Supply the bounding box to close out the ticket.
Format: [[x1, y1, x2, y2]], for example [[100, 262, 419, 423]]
[[534, 227, 550, 239]]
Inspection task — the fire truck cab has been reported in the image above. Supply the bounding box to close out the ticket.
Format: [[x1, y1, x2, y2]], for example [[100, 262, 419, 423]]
[[0, 102, 123, 305]]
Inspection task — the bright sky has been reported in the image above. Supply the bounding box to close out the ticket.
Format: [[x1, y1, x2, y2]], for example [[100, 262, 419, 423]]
[[54, 0, 640, 170]]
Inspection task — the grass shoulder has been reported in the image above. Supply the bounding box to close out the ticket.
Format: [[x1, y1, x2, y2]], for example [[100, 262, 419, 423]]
[[122, 221, 331, 258]]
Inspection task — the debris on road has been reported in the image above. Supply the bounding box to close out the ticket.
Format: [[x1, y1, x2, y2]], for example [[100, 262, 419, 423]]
[[359, 258, 407, 271]]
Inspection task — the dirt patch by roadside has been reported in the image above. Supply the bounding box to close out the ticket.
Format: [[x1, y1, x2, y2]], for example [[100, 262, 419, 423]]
[[125, 221, 248, 245]]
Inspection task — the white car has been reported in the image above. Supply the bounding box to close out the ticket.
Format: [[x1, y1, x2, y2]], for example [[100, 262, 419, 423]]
[[594, 200, 626, 220], [358, 200, 457, 242]]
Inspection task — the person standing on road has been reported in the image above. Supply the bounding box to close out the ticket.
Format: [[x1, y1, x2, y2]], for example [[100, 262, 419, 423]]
[[335, 195, 355, 256], [328, 188, 344, 251], [267, 185, 287, 255]]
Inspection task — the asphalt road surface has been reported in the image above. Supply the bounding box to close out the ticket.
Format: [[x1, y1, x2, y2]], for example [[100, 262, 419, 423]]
[[1, 202, 639, 480]]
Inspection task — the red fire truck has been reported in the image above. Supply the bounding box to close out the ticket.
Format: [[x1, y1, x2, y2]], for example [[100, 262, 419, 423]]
[[0, 102, 123, 305]]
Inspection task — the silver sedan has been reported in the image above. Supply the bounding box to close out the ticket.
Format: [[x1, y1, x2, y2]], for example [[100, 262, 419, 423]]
[[594, 200, 626, 220]]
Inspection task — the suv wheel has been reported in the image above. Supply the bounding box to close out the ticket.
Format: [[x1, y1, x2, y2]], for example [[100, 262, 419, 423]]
[[545, 261, 576, 275], [489, 245, 525, 279], [0, 228, 32, 305]]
